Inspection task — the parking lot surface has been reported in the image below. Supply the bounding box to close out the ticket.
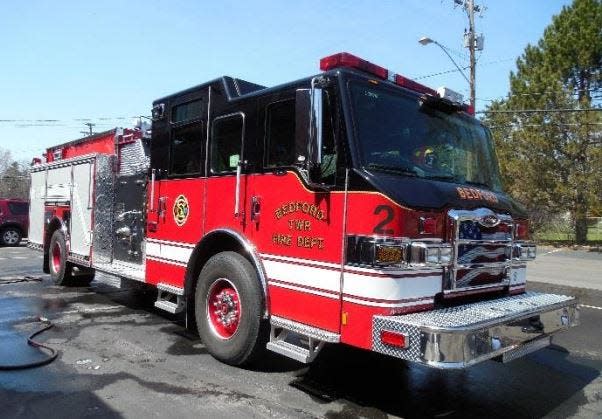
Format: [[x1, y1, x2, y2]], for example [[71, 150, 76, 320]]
[[0, 244, 601, 418]]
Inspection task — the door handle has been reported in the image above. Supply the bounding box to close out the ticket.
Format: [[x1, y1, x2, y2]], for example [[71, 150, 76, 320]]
[[158, 197, 167, 222], [251, 196, 261, 224]]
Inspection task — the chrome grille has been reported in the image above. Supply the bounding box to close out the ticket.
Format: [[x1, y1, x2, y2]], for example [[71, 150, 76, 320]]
[[447, 208, 514, 294]]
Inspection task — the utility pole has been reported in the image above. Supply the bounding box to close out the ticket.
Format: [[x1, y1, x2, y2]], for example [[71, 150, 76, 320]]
[[419, 0, 483, 109], [81, 122, 96, 137], [467, 0, 476, 109]]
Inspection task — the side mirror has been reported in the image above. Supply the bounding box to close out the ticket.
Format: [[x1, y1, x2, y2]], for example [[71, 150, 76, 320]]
[[295, 87, 323, 183]]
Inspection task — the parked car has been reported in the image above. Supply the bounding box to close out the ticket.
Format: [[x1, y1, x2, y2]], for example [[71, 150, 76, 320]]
[[0, 199, 29, 246]]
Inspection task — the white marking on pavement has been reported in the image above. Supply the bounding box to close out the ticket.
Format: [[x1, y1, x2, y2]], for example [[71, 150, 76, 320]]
[[540, 248, 564, 256], [579, 304, 602, 311], [12, 256, 28, 260]]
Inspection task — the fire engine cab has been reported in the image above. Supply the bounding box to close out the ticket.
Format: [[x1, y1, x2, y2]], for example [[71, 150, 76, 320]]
[[28, 53, 579, 368]]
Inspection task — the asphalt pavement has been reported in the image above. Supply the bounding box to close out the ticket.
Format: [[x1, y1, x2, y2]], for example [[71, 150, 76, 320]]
[[0, 244, 601, 418]]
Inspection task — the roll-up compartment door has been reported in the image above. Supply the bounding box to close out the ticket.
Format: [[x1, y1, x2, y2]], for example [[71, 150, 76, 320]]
[[28, 169, 47, 246], [69, 162, 94, 257]]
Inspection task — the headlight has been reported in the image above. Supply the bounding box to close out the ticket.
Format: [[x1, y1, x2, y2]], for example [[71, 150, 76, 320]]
[[346, 236, 452, 268], [513, 242, 537, 261]]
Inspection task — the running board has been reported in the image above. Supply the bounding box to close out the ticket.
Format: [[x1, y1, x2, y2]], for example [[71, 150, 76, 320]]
[[266, 316, 340, 364], [154, 283, 185, 314]]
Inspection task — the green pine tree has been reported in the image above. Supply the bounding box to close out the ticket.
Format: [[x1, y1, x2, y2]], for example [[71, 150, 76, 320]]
[[483, 0, 602, 243]]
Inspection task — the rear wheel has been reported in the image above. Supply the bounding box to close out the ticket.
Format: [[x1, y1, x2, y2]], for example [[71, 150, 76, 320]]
[[48, 230, 93, 286], [195, 251, 267, 366], [1, 227, 22, 246]]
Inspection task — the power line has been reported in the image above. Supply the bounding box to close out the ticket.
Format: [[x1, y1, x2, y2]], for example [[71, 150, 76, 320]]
[[413, 57, 512, 81], [478, 108, 602, 114], [0, 115, 149, 123]]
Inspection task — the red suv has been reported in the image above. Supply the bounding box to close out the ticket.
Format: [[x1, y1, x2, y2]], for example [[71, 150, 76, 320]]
[[0, 199, 29, 246]]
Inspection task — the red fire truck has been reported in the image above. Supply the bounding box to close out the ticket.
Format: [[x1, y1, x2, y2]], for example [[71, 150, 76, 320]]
[[28, 53, 578, 368]]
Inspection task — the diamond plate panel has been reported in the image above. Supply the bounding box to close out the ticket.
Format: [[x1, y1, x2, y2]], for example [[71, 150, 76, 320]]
[[372, 292, 577, 365], [373, 317, 422, 361], [385, 292, 574, 329]]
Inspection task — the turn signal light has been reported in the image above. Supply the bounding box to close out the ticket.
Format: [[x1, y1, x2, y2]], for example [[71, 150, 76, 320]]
[[381, 330, 408, 348], [515, 220, 530, 240], [419, 216, 437, 235]]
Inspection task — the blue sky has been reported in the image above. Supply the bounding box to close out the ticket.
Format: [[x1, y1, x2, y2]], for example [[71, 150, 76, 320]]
[[0, 0, 572, 162]]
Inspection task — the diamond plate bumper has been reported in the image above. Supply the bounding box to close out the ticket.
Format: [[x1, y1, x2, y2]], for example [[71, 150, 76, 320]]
[[372, 292, 579, 369]]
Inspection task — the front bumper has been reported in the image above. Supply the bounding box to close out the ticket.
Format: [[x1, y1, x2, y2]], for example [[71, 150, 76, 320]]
[[372, 292, 579, 368]]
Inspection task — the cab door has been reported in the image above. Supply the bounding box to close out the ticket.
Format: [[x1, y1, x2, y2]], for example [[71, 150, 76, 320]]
[[204, 112, 248, 237], [145, 99, 206, 286], [246, 89, 345, 334]]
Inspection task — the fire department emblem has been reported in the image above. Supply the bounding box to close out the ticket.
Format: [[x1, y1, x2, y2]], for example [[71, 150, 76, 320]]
[[173, 195, 189, 227]]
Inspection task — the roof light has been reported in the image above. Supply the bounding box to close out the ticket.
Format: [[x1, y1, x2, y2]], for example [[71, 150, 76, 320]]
[[395, 74, 437, 96], [320, 52, 436, 96], [320, 52, 390, 80]]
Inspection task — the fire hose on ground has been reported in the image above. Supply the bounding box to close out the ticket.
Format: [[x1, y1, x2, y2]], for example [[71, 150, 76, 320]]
[[0, 276, 59, 370]]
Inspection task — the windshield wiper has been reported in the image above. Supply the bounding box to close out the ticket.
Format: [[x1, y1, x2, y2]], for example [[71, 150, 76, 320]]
[[366, 163, 419, 177], [427, 174, 455, 181]]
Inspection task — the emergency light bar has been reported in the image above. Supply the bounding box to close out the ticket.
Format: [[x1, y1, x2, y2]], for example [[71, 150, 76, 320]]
[[320, 52, 438, 97]]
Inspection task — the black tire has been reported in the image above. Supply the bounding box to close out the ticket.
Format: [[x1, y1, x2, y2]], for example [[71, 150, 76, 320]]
[[195, 251, 267, 366], [48, 230, 74, 286], [1, 226, 22, 246]]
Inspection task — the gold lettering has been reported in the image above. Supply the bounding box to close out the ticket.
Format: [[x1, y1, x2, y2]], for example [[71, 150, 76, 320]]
[[272, 233, 292, 246], [296, 235, 324, 249], [273, 201, 326, 221]]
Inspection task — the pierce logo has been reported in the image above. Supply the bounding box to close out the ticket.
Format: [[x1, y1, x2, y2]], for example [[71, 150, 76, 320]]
[[173, 195, 189, 227]]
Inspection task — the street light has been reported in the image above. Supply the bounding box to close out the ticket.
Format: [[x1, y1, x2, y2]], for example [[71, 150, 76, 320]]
[[418, 36, 472, 106]]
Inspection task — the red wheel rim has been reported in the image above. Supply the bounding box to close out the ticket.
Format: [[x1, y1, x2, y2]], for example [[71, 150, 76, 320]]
[[51, 242, 62, 273], [206, 278, 241, 339]]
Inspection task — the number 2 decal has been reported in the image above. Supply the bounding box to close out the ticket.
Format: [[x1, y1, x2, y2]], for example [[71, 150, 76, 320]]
[[373, 205, 394, 235]]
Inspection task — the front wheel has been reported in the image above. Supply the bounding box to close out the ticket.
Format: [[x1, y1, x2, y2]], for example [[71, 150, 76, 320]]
[[195, 251, 267, 366]]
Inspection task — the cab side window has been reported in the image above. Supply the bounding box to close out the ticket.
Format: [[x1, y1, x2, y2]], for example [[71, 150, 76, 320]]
[[169, 124, 204, 176], [210, 114, 244, 174], [265, 99, 295, 168]]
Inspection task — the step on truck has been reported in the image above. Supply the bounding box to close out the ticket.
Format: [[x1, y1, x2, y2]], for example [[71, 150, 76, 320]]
[[28, 52, 579, 368]]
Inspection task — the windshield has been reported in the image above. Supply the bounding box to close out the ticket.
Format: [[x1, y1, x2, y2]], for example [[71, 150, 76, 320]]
[[349, 82, 503, 192]]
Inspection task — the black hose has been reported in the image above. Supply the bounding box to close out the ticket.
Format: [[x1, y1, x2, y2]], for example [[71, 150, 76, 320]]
[[0, 276, 43, 285], [0, 319, 59, 370]]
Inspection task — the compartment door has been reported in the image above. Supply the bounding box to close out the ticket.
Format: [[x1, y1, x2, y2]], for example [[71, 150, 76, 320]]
[[70, 162, 94, 257], [28, 169, 47, 246]]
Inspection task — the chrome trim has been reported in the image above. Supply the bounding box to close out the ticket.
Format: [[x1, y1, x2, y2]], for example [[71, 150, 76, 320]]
[[202, 228, 269, 317], [205, 277, 240, 341], [372, 291, 579, 369], [447, 208, 515, 292], [270, 315, 340, 343], [150, 169, 156, 211], [157, 282, 185, 295], [30, 153, 98, 172], [513, 241, 537, 261], [346, 235, 451, 269]]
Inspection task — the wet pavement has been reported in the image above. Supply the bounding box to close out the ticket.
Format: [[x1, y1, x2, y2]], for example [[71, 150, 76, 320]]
[[0, 244, 601, 418]]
